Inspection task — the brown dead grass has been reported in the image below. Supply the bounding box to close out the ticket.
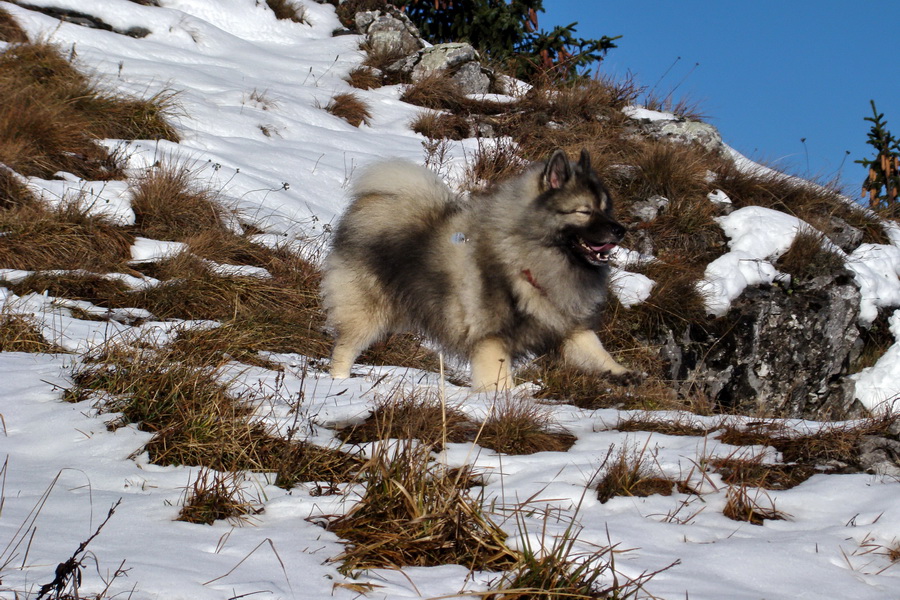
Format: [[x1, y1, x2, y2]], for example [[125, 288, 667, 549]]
[[0, 198, 134, 271], [596, 443, 676, 503], [126, 251, 331, 357], [411, 110, 470, 141], [717, 413, 898, 467], [477, 396, 576, 455], [265, 0, 307, 23], [324, 92, 372, 127], [775, 228, 846, 283], [67, 343, 359, 485], [722, 485, 787, 525], [0, 41, 178, 180], [611, 413, 715, 437], [345, 66, 383, 90], [0, 313, 61, 353], [177, 468, 263, 525], [326, 441, 516, 574], [529, 359, 684, 412], [401, 72, 509, 116], [0, 7, 27, 43], [9, 273, 131, 307], [711, 455, 816, 491], [130, 162, 227, 241], [340, 389, 476, 446], [0, 166, 34, 208]]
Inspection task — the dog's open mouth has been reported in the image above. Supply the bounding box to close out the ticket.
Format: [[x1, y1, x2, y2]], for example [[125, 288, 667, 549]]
[[573, 237, 616, 266]]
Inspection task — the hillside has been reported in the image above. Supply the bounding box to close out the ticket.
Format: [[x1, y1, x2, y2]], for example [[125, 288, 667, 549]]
[[2, 1, 900, 599]]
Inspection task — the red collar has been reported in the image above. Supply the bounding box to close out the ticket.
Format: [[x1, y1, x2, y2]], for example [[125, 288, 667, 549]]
[[521, 269, 545, 294]]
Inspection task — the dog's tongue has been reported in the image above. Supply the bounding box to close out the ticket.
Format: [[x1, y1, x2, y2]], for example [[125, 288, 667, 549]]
[[590, 243, 617, 254]]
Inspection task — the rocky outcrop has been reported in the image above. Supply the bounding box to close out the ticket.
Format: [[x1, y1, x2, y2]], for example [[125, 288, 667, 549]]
[[351, 5, 496, 94], [355, 7, 423, 58], [661, 269, 868, 419]]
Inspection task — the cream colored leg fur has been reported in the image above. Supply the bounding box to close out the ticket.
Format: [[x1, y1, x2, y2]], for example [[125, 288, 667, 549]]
[[561, 329, 628, 375], [470, 338, 515, 391]]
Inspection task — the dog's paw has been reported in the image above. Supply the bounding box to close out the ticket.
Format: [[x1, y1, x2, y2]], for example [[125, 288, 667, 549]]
[[607, 369, 645, 387]]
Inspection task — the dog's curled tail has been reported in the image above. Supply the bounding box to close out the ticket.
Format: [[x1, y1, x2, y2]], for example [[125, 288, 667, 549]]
[[352, 160, 455, 210]]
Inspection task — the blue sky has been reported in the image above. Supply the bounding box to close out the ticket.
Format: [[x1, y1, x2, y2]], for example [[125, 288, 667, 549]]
[[541, 1, 899, 198]]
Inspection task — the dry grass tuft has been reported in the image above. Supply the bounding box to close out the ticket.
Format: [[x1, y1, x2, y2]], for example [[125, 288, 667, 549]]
[[126, 251, 331, 357], [0, 313, 60, 353], [356, 332, 443, 373], [178, 468, 263, 525], [358, 39, 407, 84], [340, 388, 475, 446], [0, 166, 34, 208], [529, 358, 684, 412], [265, 0, 307, 23], [611, 413, 714, 437], [722, 485, 787, 525], [711, 454, 816, 491], [464, 137, 524, 193], [345, 66, 383, 90], [10, 272, 131, 307], [488, 509, 653, 599], [477, 396, 576, 455], [610, 261, 712, 345], [326, 441, 516, 573], [0, 7, 27, 43], [775, 228, 846, 283], [401, 72, 470, 112], [401, 72, 508, 116], [595, 443, 676, 503], [717, 413, 898, 467], [67, 344, 359, 485], [643, 91, 708, 121], [711, 160, 886, 245], [324, 92, 372, 127], [410, 110, 470, 141], [0, 42, 178, 180], [616, 141, 724, 263], [130, 161, 227, 241], [0, 197, 134, 271]]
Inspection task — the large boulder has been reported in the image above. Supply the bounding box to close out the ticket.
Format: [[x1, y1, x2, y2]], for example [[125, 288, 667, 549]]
[[396, 42, 493, 94], [355, 7, 423, 58], [665, 270, 868, 419]]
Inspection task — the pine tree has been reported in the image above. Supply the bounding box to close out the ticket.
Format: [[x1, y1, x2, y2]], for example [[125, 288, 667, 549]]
[[855, 100, 900, 211], [397, 0, 619, 82]]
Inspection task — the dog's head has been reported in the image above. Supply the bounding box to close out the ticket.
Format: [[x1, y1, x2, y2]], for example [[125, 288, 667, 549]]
[[536, 148, 626, 268]]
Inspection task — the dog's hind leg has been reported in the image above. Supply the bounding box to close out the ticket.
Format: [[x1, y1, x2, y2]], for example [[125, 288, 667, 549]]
[[561, 329, 630, 377], [470, 337, 515, 391], [330, 316, 387, 379]]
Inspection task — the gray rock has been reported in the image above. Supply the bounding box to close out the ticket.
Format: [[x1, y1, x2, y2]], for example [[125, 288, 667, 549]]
[[667, 270, 868, 419], [357, 9, 423, 58], [855, 435, 900, 476], [449, 60, 491, 95], [402, 42, 492, 95], [825, 215, 864, 253], [630, 195, 669, 222], [633, 116, 726, 155], [412, 42, 479, 78]]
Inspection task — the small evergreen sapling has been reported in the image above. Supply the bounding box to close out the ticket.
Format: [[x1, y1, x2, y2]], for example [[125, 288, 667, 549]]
[[856, 100, 900, 211]]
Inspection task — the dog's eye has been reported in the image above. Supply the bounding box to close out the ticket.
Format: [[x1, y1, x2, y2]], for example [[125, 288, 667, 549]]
[[560, 208, 592, 216]]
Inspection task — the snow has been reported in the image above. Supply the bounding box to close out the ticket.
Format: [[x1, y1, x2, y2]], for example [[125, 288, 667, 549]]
[[2, 1, 900, 599]]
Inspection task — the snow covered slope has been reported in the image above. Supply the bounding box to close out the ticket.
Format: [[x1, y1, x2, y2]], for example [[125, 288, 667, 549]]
[[3, 1, 900, 599]]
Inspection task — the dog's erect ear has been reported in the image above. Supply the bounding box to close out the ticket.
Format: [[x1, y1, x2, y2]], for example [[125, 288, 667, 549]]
[[542, 149, 571, 190], [578, 149, 591, 172]]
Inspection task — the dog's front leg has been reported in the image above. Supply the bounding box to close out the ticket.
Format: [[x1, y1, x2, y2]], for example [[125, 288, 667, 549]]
[[562, 329, 637, 383], [470, 337, 514, 391]]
